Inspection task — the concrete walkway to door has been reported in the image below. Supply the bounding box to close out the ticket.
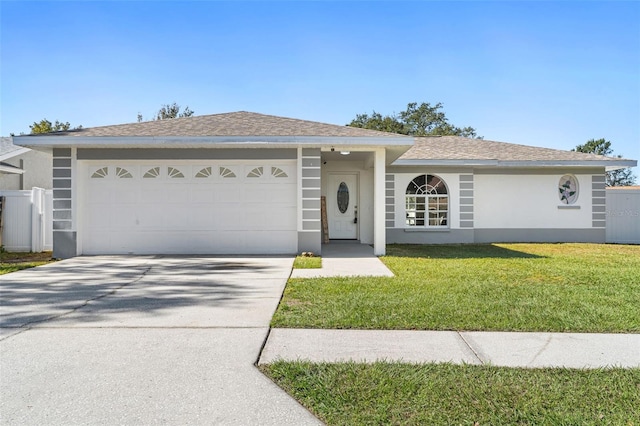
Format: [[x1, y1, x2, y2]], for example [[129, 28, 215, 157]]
[[291, 241, 394, 278], [0, 256, 321, 425]]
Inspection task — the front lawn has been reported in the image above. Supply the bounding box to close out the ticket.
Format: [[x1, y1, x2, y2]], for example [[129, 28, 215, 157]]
[[0, 251, 54, 275], [272, 244, 640, 332], [261, 361, 640, 425]]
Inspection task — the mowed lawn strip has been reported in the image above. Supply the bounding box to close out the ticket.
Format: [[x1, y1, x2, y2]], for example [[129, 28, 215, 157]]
[[293, 255, 322, 269], [261, 361, 640, 426], [271, 244, 640, 332], [0, 251, 54, 275]]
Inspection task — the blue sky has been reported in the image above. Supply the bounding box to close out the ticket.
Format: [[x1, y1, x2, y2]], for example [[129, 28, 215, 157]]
[[2, 1, 639, 167]]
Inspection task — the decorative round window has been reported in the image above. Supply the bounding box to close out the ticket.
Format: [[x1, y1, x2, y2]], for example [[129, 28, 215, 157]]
[[337, 182, 349, 213], [558, 175, 578, 204]]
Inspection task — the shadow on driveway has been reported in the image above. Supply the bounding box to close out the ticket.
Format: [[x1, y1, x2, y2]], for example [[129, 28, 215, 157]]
[[0, 255, 294, 331]]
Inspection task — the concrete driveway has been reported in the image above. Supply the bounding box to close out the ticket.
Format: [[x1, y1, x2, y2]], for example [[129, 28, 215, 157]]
[[0, 256, 321, 425]]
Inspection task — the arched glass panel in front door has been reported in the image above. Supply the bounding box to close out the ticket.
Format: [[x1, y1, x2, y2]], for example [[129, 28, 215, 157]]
[[337, 182, 349, 213]]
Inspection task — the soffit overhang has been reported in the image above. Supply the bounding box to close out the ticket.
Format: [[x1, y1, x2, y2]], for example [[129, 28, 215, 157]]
[[392, 158, 637, 172]]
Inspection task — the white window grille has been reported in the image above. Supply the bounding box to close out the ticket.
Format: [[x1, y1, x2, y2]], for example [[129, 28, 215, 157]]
[[406, 174, 448, 227]]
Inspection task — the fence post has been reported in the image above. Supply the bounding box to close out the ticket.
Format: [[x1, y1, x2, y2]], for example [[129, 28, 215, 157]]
[[31, 187, 45, 252], [0, 195, 5, 247]]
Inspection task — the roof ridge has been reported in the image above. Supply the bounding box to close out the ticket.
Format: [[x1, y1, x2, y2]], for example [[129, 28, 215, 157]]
[[17, 111, 410, 138]]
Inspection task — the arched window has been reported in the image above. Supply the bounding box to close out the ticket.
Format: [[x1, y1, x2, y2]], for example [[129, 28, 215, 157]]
[[406, 174, 448, 227]]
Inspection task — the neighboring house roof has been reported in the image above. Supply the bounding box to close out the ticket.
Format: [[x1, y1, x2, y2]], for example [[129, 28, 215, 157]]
[[0, 161, 25, 174], [20, 111, 404, 138], [395, 136, 636, 170], [0, 137, 29, 174], [0, 137, 30, 162]]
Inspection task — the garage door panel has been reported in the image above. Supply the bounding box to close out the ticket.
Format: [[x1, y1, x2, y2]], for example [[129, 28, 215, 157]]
[[161, 204, 191, 228], [117, 187, 140, 204], [260, 184, 295, 203], [240, 209, 262, 230], [164, 185, 192, 203], [246, 231, 297, 252], [139, 187, 167, 203], [111, 204, 141, 228], [136, 205, 166, 228], [214, 185, 242, 203], [242, 184, 269, 203], [127, 232, 168, 253], [82, 160, 297, 254], [188, 205, 215, 228], [213, 205, 244, 229], [84, 231, 108, 252], [190, 187, 216, 203], [85, 204, 110, 229], [263, 206, 297, 230], [85, 183, 113, 203]]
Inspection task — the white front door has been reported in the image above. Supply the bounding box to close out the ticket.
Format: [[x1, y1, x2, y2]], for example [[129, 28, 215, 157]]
[[327, 173, 358, 239]]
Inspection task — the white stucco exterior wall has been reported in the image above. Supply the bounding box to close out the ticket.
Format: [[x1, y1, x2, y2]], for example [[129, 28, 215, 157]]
[[474, 173, 593, 229]]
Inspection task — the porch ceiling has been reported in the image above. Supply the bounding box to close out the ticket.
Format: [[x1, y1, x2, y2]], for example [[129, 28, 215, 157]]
[[321, 146, 408, 166]]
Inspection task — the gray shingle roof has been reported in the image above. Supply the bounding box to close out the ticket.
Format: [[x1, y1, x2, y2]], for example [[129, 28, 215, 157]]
[[0, 137, 29, 159], [399, 136, 633, 163], [30, 111, 406, 138]]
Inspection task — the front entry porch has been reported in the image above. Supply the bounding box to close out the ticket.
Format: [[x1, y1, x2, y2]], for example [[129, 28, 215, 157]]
[[317, 147, 386, 256]]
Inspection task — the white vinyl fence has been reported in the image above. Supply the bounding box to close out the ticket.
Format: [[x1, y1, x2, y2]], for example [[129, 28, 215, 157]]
[[0, 188, 53, 252], [606, 187, 640, 244]]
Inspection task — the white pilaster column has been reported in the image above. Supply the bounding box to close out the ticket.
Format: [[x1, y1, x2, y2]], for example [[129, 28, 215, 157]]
[[373, 148, 386, 255]]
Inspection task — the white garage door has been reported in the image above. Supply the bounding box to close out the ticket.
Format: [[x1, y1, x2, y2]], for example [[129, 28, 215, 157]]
[[80, 161, 297, 254]]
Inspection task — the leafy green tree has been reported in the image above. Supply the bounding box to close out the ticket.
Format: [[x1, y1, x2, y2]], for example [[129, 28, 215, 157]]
[[349, 111, 406, 134], [348, 102, 480, 138], [29, 119, 80, 134], [574, 138, 636, 186], [574, 138, 614, 156], [138, 102, 194, 122]]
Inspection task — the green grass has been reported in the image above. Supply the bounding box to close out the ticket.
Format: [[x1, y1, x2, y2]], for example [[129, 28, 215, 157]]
[[293, 255, 322, 269], [261, 361, 640, 426], [272, 244, 640, 332], [0, 251, 54, 275]]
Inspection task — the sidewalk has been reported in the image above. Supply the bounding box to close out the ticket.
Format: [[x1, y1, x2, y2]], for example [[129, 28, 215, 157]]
[[267, 243, 640, 369], [260, 329, 640, 369]]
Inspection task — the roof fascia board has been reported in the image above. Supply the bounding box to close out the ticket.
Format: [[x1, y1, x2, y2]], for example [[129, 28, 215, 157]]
[[14, 135, 413, 148], [392, 159, 637, 169], [393, 159, 499, 166], [498, 160, 637, 168]]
